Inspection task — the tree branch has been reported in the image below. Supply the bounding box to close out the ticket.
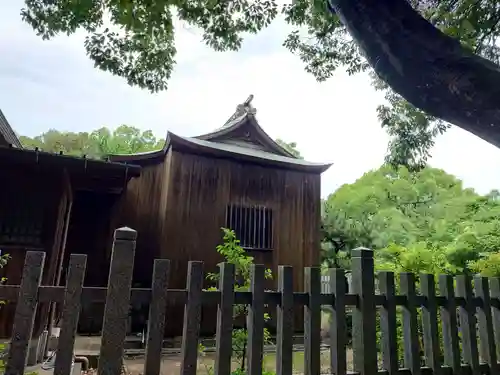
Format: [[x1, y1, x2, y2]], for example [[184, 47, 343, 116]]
[[327, 0, 500, 148]]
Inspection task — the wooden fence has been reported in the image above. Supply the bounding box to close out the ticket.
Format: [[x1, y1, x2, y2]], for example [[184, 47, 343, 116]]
[[2, 226, 500, 375]]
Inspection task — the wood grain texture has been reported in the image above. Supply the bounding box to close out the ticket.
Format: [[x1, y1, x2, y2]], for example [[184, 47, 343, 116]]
[[116, 148, 323, 336]]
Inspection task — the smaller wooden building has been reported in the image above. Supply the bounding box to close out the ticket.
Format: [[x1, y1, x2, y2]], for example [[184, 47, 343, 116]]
[[111, 96, 332, 336], [0, 111, 141, 349]]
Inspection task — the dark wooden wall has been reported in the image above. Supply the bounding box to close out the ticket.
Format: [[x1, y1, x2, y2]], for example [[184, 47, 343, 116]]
[[63, 190, 122, 334], [117, 149, 321, 337], [0, 164, 71, 338]]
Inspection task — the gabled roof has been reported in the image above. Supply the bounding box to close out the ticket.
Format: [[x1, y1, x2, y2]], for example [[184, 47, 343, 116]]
[[0, 109, 22, 148], [194, 94, 296, 158], [110, 96, 332, 173]]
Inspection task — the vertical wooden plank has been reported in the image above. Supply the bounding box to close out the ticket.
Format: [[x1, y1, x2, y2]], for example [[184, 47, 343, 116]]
[[304, 267, 321, 375], [54, 254, 87, 375], [329, 268, 346, 375], [5, 251, 45, 375], [247, 264, 265, 375], [456, 275, 480, 375], [378, 271, 398, 375], [474, 276, 498, 373], [98, 227, 137, 375], [400, 273, 420, 375], [276, 266, 293, 375], [438, 275, 461, 374], [214, 263, 235, 375], [180, 261, 204, 375], [489, 278, 500, 359], [420, 273, 441, 375], [144, 259, 170, 375], [350, 248, 377, 375]]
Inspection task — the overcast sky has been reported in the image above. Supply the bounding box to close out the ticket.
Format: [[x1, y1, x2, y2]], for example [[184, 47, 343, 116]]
[[2, 2, 500, 198]]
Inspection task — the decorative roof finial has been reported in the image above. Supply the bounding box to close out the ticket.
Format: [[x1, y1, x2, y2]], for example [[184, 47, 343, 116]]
[[222, 94, 257, 128]]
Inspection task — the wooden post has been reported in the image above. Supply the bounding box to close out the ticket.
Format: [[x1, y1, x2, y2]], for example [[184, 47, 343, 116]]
[[400, 272, 420, 375], [180, 261, 204, 375], [54, 254, 87, 375], [350, 248, 377, 375], [379, 271, 398, 375], [490, 278, 500, 361], [420, 273, 441, 375], [214, 263, 235, 375], [474, 276, 498, 374], [5, 251, 45, 375], [304, 267, 321, 375], [98, 227, 137, 375], [456, 275, 480, 375], [144, 259, 170, 375], [276, 265, 293, 375], [329, 268, 346, 375], [247, 264, 265, 375], [439, 275, 461, 374]]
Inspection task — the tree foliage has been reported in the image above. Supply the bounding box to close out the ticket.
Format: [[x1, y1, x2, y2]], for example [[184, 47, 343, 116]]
[[19, 126, 303, 162], [202, 228, 272, 374], [321, 165, 500, 277], [19, 125, 164, 158], [19, 0, 500, 169]]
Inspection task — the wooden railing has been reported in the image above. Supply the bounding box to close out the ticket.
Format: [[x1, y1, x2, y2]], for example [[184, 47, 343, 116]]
[[2, 227, 500, 375]]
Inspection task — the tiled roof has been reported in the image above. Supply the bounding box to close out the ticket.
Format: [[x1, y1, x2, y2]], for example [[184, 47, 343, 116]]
[[176, 134, 331, 170], [0, 110, 22, 148]]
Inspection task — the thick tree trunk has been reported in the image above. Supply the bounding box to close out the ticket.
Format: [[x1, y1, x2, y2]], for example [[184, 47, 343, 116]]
[[327, 0, 500, 147]]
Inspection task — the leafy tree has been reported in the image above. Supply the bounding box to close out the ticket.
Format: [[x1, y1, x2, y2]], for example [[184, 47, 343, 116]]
[[19, 125, 164, 158], [275, 138, 303, 159], [19, 1, 500, 169], [321, 164, 500, 276], [21, 126, 301, 163]]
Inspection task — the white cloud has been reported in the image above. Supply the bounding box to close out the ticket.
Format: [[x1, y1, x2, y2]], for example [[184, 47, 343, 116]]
[[1, 1, 500, 197]]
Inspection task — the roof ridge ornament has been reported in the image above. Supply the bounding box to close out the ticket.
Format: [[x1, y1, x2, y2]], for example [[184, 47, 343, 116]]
[[222, 95, 256, 128]]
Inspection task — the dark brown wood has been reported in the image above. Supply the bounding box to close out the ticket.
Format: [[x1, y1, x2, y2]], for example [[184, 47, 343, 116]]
[[0, 149, 138, 338], [456, 275, 480, 375], [329, 268, 347, 375], [490, 278, 500, 362], [54, 254, 87, 375], [5, 251, 45, 375], [378, 271, 398, 375], [276, 265, 293, 375], [474, 276, 497, 372], [400, 273, 420, 375], [214, 263, 235, 375], [247, 264, 265, 375], [304, 267, 321, 375], [438, 275, 461, 373], [180, 261, 204, 375], [115, 143, 323, 336], [420, 273, 441, 375], [98, 228, 137, 375], [350, 248, 377, 375], [144, 259, 170, 375]]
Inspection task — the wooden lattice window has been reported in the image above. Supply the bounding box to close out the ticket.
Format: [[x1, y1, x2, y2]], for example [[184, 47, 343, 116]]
[[225, 204, 273, 250], [0, 191, 44, 247]]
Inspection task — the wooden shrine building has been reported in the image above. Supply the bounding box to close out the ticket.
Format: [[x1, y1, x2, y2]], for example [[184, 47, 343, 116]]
[[0, 97, 331, 341], [111, 95, 332, 336], [0, 110, 141, 352]]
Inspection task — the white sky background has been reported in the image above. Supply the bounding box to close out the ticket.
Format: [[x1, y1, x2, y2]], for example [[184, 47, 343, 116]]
[[2, 2, 500, 198]]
